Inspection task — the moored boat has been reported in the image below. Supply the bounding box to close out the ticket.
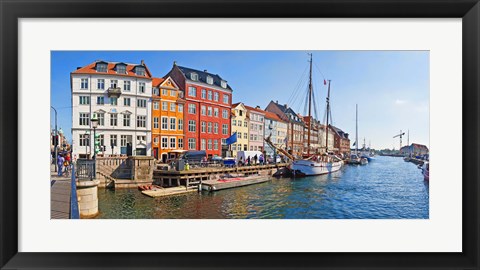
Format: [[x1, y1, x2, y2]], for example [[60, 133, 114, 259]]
[[421, 162, 429, 181]]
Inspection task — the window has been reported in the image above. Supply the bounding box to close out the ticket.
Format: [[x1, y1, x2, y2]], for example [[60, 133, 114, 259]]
[[79, 113, 89, 126], [250, 134, 254, 141], [207, 107, 212, 116], [222, 124, 228, 135], [110, 97, 118, 105], [221, 139, 226, 145], [244, 133, 248, 139], [232, 144, 236, 151], [259, 125, 263, 131], [214, 92, 219, 101], [161, 117, 168, 130], [123, 114, 130, 127], [136, 67, 145, 76], [201, 139, 206, 150], [214, 123, 218, 134], [208, 139, 212, 150], [201, 89, 206, 99], [98, 113, 105, 126], [238, 120, 242, 126], [178, 138, 183, 149], [214, 140, 218, 150], [201, 106, 206, 116], [214, 108, 219, 117], [178, 119, 183, 131], [190, 73, 198, 81], [110, 80, 118, 88], [153, 117, 159, 129], [223, 94, 229, 104], [250, 146, 254, 151], [188, 120, 196, 132], [97, 79, 105, 89], [161, 137, 168, 149], [188, 86, 196, 97], [124, 81, 131, 91], [96, 63, 107, 72], [80, 78, 88, 89], [170, 90, 176, 97], [116, 65, 126, 74], [97, 96, 104, 105], [170, 118, 176, 130], [233, 120, 237, 126], [221, 80, 227, 88], [162, 102, 168, 111], [239, 110, 243, 116], [170, 137, 176, 149], [208, 90, 212, 100], [99, 134, 104, 147], [139, 82, 145, 93], [124, 98, 131, 106], [153, 101, 159, 110], [137, 99, 146, 108], [188, 138, 196, 150], [121, 135, 128, 147], [222, 109, 228, 119], [206, 76, 213, 85], [244, 121, 248, 127], [153, 88, 159, 96], [79, 134, 89, 146], [201, 121, 206, 133], [162, 89, 168, 96], [178, 104, 183, 112], [170, 103, 175, 112], [136, 115, 146, 128], [153, 137, 159, 145], [79, 96, 89, 105], [188, 104, 196, 114], [110, 113, 118, 126], [207, 122, 212, 133], [110, 135, 117, 147]]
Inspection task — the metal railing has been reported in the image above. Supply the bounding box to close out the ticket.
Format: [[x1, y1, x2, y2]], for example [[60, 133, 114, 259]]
[[76, 159, 96, 180], [70, 165, 80, 219]]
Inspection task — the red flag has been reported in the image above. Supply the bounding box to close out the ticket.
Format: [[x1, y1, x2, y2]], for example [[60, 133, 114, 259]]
[[324, 79, 327, 85]]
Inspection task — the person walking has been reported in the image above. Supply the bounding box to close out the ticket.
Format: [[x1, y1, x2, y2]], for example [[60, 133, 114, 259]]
[[246, 156, 251, 166], [57, 154, 64, 177], [259, 154, 264, 165], [253, 154, 258, 165]]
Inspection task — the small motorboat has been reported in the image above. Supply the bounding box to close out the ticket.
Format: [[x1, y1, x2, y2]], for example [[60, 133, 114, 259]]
[[421, 162, 429, 181]]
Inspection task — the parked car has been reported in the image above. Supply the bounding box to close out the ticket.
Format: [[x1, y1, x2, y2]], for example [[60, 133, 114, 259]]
[[209, 155, 223, 164], [179, 150, 207, 164]]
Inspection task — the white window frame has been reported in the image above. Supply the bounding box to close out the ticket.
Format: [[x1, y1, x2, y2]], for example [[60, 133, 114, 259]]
[[80, 78, 88, 89], [161, 117, 168, 130], [170, 117, 176, 130]]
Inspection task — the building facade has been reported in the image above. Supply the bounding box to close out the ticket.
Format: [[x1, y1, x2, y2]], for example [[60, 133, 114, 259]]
[[318, 125, 336, 153], [400, 143, 429, 156], [330, 125, 351, 156], [302, 116, 321, 155], [167, 63, 233, 157], [265, 101, 304, 157], [245, 105, 265, 152], [231, 102, 249, 156], [264, 111, 288, 157], [151, 77, 185, 162], [71, 60, 152, 159]]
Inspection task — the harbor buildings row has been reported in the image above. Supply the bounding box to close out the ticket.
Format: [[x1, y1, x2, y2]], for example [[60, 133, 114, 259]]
[[71, 60, 350, 161]]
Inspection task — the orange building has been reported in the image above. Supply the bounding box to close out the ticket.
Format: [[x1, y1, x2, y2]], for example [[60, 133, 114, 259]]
[[151, 76, 185, 162]]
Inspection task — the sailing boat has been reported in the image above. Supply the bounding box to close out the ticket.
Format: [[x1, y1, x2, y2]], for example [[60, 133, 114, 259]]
[[347, 104, 368, 165], [290, 54, 344, 176]]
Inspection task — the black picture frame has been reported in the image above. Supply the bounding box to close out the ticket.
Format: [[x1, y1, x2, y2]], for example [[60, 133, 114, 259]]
[[1, 0, 478, 269]]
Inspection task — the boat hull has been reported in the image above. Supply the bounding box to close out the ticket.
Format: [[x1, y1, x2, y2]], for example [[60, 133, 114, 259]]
[[291, 160, 343, 176]]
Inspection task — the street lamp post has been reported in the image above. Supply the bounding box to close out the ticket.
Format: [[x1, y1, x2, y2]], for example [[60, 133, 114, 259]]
[[91, 114, 99, 160], [51, 106, 58, 172]]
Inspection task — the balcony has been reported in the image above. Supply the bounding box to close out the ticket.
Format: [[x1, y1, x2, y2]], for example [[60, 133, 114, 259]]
[[107, 87, 122, 97]]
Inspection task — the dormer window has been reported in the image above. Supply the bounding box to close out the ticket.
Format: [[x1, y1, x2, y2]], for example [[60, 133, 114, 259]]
[[96, 63, 107, 72], [221, 80, 227, 88], [116, 64, 126, 74], [191, 73, 198, 81], [135, 66, 145, 76], [206, 76, 213, 85]]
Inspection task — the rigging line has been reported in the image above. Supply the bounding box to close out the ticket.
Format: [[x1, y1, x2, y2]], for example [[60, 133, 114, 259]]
[[314, 62, 327, 82], [289, 70, 309, 107], [287, 65, 308, 105], [312, 87, 319, 121]]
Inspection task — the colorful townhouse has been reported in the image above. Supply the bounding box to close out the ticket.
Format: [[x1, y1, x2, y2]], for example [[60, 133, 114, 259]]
[[244, 105, 266, 152], [264, 111, 288, 158], [231, 102, 250, 156], [151, 77, 185, 162], [167, 62, 233, 157], [302, 116, 321, 155], [330, 125, 350, 156], [265, 101, 304, 157], [318, 124, 336, 153], [71, 60, 152, 159]]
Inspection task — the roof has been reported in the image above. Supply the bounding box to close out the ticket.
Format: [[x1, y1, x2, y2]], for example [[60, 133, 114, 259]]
[[72, 60, 152, 79], [264, 111, 286, 122], [152, 77, 165, 87], [244, 105, 266, 114], [176, 65, 233, 91], [269, 102, 304, 125], [330, 125, 349, 139], [411, 143, 429, 149]]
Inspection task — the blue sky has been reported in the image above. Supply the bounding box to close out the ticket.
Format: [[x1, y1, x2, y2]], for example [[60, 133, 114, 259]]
[[51, 51, 429, 150]]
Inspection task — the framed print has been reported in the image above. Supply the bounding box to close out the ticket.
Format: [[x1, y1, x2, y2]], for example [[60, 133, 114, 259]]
[[1, 0, 479, 269]]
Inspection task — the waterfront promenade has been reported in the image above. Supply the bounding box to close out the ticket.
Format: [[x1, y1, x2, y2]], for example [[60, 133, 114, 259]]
[[50, 165, 72, 219]]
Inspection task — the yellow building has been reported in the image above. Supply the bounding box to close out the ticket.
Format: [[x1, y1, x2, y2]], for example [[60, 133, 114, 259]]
[[231, 102, 249, 157], [152, 76, 185, 162]]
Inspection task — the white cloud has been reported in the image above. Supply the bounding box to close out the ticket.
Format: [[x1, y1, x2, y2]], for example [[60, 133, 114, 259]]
[[395, 99, 407, 105]]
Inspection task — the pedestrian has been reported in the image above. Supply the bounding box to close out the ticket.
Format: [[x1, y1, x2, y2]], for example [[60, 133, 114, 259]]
[[239, 156, 243, 166], [253, 154, 258, 165], [57, 154, 64, 177], [259, 154, 264, 165], [247, 156, 251, 166]]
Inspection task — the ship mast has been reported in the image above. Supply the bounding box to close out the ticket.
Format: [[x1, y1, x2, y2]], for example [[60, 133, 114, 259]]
[[325, 80, 331, 154], [355, 104, 358, 155], [307, 53, 313, 156]]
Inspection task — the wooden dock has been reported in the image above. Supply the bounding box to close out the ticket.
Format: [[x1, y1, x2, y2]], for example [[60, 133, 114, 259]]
[[141, 186, 197, 198], [51, 179, 71, 219], [201, 175, 272, 192]]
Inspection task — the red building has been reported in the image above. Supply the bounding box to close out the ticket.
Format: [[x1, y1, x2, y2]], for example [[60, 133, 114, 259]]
[[167, 62, 233, 157]]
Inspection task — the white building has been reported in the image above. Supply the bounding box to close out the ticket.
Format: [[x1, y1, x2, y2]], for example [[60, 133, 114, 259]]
[[71, 60, 152, 158]]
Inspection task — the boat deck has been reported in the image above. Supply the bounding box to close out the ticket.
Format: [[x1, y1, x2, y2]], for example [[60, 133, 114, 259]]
[[141, 186, 197, 198], [201, 175, 272, 192]]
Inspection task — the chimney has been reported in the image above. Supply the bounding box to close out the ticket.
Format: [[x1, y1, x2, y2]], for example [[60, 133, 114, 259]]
[[76, 67, 82, 70], [284, 104, 288, 108], [255, 106, 260, 109], [204, 69, 208, 73], [141, 60, 145, 66], [173, 61, 177, 66], [276, 100, 278, 104]]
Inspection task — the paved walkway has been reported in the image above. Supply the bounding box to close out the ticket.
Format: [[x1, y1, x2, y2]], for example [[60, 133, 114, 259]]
[[50, 164, 71, 219]]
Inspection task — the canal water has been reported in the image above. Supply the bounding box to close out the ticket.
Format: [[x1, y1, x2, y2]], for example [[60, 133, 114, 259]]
[[96, 156, 429, 219]]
